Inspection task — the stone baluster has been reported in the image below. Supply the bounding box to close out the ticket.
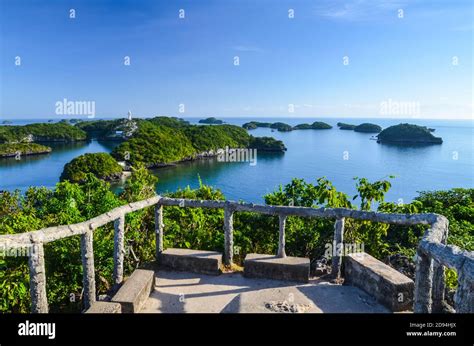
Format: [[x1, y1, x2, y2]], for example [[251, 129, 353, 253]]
[[431, 224, 449, 312], [113, 215, 126, 287], [277, 214, 287, 258], [28, 234, 48, 313], [331, 218, 345, 280], [454, 257, 474, 313], [80, 229, 96, 309], [414, 251, 434, 313], [224, 204, 234, 266], [155, 204, 164, 263]]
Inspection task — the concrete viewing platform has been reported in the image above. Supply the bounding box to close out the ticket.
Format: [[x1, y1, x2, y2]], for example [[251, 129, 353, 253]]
[[139, 270, 389, 313]]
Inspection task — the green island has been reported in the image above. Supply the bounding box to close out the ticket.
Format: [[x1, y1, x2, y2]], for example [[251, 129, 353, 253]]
[[248, 136, 287, 152], [243, 121, 332, 131], [0, 143, 52, 158], [198, 117, 224, 124], [353, 123, 382, 133], [337, 122, 356, 130], [377, 123, 443, 144], [293, 121, 332, 130], [60, 153, 124, 183], [242, 121, 272, 130], [270, 122, 293, 132], [1, 166, 471, 313], [0, 123, 87, 143], [73, 117, 286, 168], [76, 118, 138, 140]]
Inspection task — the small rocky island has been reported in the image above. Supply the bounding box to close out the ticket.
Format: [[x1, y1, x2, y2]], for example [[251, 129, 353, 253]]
[[242, 121, 272, 130], [0, 122, 89, 158], [337, 122, 356, 130], [198, 117, 224, 124], [60, 152, 124, 183], [270, 122, 293, 132], [336, 122, 382, 133], [0, 143, 52, 158], [293, 121, 332, 130], [354, 123, 382, 133], [243, 121, 332, 132], [248, 136, 286, 151], [377, 123, 443, 144]]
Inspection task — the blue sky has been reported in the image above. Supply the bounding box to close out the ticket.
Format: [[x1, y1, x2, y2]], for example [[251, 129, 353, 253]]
[[0, 0, 472, 119]]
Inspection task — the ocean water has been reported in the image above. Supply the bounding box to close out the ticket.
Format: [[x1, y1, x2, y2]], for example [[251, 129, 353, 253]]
[[0, 117, 472, 204]]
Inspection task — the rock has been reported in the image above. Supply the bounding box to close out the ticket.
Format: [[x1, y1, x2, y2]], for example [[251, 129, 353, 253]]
[[264, 300, 312, 313], [311, 257, 330, 276]]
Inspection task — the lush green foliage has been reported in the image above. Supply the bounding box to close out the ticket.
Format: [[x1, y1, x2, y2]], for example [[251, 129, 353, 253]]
[[353, 123, 382, 133], [112, 122, 196, 166], [0, 143, 52, 157], [75, 119, 124, 138], [111, 118, 277, 167], [60, 153, 123, 183], [183, 125, 250, 152], [0, 123, 87, 143], [1, 169, 471, 313], [147, 116, 190, 128], [377, 123, 443, 144]]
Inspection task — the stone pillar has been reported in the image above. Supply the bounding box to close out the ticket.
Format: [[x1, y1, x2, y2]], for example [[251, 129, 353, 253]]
[[431, 226, 448, 312], [113, 215, 126, 287], [28, 240, 48, 313], [224, 205, 234, 266], [454, 257, 474, 313], [81, 229, 96, 310], [414, 250, 434, 313], [277, 215, 287, 258], [331, 218, 345, 280], [155, 204, 164, 263]]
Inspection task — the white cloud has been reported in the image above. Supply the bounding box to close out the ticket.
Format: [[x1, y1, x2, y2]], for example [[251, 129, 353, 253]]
[[313, 0, 407, 21]]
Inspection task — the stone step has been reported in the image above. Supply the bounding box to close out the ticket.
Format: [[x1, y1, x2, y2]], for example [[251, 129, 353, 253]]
[[243, 253, 310, 282], [344, 252, 414, 312], [111, 269, 154, 313], [160, 248, 223, 275], [85, 301, 122, 313]]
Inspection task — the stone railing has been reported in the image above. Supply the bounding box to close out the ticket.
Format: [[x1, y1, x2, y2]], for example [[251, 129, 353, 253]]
[[0, 195, 472, 313]]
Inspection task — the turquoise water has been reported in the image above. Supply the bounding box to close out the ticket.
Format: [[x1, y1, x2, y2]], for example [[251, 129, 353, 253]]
[[1, 118, 473, 203]]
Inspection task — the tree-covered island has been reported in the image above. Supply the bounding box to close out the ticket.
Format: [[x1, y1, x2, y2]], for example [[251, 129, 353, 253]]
[[243, 121, 332, 131], [377, 123, 443, 144], [0, 123, 87, 143], [71, 117, 287, 168], [353, 123, 383, 133], [0, 143, 52, 158], [198, 117, 224, 124]]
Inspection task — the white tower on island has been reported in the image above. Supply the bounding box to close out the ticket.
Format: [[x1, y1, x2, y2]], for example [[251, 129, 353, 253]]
[[127, 110, 132, 121]]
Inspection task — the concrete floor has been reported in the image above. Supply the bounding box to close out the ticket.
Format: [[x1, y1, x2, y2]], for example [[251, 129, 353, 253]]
[[140, 270, 389, 313]]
